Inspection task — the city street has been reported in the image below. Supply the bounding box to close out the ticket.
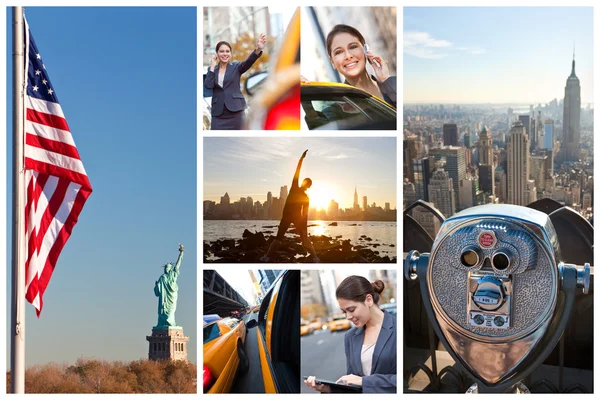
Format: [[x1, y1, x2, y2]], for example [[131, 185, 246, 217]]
[[231, 311, 265, 393], [300, 329, 348, 394]]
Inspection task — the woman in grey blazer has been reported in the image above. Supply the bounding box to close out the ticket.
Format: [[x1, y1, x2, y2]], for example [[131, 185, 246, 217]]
[[305, 276, 397, 393], [205, 34, 266, 130]]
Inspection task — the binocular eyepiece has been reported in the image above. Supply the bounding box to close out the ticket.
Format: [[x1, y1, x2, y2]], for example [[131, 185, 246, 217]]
[[405, 204, 592, 392]]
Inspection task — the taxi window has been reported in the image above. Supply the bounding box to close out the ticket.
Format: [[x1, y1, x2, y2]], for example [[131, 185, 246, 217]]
[[301, 96, 394, 130], [203, 323, 221, 344], [258, 290, 273, 336]]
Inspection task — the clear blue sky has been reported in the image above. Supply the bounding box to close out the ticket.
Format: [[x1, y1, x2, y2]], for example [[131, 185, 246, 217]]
[[404, 7, 594, 104], [204, 137, 397, 210], [5, 7, 197, 367]]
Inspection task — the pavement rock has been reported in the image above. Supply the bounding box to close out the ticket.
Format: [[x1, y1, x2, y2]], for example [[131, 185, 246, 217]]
[[204, 227, 396, 263]]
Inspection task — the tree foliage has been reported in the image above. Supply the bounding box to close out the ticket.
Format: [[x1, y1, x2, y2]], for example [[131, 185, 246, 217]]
[[229, 32, 273, 94], [301, 303, 329, 320], [7, 358, 197, 394]]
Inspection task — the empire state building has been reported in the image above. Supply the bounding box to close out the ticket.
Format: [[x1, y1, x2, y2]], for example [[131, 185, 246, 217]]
[[563, 56, 581, 162]]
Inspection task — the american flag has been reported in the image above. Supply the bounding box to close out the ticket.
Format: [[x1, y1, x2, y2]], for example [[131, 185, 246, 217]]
[[23, 17, 92, 316]]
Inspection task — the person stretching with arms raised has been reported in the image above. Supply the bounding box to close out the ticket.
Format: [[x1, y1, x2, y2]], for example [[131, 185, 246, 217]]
[[261, 150, 320, 263]]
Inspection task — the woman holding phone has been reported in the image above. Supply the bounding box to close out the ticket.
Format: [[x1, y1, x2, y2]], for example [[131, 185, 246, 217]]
[[204, 34, 266, 130], [304, 276, 397, 393], [325, 24, 396, 107]]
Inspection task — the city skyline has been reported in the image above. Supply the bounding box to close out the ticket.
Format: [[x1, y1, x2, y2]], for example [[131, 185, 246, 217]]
[[204, 137, 397, 210], [403, 50, 593, 227], [404, 7, 594, 104], [207, 186, 395, 212]]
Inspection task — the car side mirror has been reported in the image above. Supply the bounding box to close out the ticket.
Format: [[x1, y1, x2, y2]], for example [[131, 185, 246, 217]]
[[246, 319, 257, 330], [404, 204, 592, 393], [245, 71, 268, 96]]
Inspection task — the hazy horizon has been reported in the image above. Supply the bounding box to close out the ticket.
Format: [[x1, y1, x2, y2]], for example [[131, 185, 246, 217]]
[[404, 7, 594, 104]]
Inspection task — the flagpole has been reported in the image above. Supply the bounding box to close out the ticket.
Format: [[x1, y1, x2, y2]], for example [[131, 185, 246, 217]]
[[10, 5, 26, 394]]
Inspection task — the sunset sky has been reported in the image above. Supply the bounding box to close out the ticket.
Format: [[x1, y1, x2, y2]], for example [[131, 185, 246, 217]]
[[203, 137, 397, 210]]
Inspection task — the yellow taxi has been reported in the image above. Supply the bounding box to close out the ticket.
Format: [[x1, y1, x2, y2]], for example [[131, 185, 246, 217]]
[[246, 270, 300, 392], [327, 314, 352, 332], [309, 318, 325, 331], [300, 320, 314, 336], [300, 81, 396, 130], [243, 8, 301, 130], [203, 316, 248, 393]]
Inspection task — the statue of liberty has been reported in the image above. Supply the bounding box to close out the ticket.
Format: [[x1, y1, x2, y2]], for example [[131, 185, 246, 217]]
[[154, 244, 184, 328]]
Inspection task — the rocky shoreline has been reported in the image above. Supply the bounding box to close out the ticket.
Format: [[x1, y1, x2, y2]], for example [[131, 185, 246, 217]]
[[203, 227, 396, 263]]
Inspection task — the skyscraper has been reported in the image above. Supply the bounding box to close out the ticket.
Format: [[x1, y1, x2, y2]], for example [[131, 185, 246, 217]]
[[563, 56, 581, 161], [404, 180, 417, 209], [463, 132, 472, 148], [443, 124, 458, 146], [518, 115, 531, 138], [428, 165, 456, 218], [429, 146, 466, 207], [543, 119, 554, 150], [280, 185, 288, 205], [353, 187, 359, 211], [404, 135, 422, 183], [458, 178, 475, 210], [328, 200, 339, 217], [478, 164, 495, 196], [478, 126, 493, 166], [530, 155, 547, 191], [507, 122, 530, 206], [220, 192, 230, 206], [413, 156, 433, 201], [363, 196, 368, 212]]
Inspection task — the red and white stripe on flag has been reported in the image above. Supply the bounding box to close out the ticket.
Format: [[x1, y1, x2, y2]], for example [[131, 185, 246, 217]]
[[23, 17, 92, 316]]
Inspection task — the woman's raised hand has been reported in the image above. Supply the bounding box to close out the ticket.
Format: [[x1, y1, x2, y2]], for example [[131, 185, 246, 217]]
[[366, 50, 390, 82], [257, 33, 267, 51], [210, 53, 218, 70]]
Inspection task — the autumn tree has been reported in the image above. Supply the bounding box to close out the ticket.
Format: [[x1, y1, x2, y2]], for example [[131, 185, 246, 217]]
[[229, 33, 273, 94], [7, 358, 197, 394], [301, 303, 329, 320]]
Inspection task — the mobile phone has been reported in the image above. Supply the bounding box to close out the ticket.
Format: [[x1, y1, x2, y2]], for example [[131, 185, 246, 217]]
[[364, 43, 372, 65]]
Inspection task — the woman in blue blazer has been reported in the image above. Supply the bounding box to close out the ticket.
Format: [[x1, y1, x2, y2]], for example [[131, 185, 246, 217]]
[[305, 276, 397, 393], [205, 34, 266, 130]]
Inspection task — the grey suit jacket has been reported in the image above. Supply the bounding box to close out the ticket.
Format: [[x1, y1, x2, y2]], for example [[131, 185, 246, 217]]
[[343, 310, 396, 393], [204, 50, 262, 117]]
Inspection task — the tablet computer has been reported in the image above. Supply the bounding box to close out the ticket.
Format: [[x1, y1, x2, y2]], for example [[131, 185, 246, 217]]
[[303, 376, 362, 393]]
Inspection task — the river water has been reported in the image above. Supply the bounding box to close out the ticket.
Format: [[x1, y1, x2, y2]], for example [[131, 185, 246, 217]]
[[203, 220, 397, 257]]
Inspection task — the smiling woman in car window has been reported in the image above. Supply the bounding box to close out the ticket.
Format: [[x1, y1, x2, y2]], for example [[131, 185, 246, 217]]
[[204, 34, 266, 130], [304, 276, 397, 394], [325, 24, 396, 108]]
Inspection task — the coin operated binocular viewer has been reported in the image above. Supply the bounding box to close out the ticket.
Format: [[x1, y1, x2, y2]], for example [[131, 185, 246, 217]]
[[405, 204, 592, 393]]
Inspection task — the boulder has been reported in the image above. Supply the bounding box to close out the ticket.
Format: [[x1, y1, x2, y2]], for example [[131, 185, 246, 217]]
[[222, 239, 236, 249], [328, 222, 338, 226], [239, 231, 267, 250]]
